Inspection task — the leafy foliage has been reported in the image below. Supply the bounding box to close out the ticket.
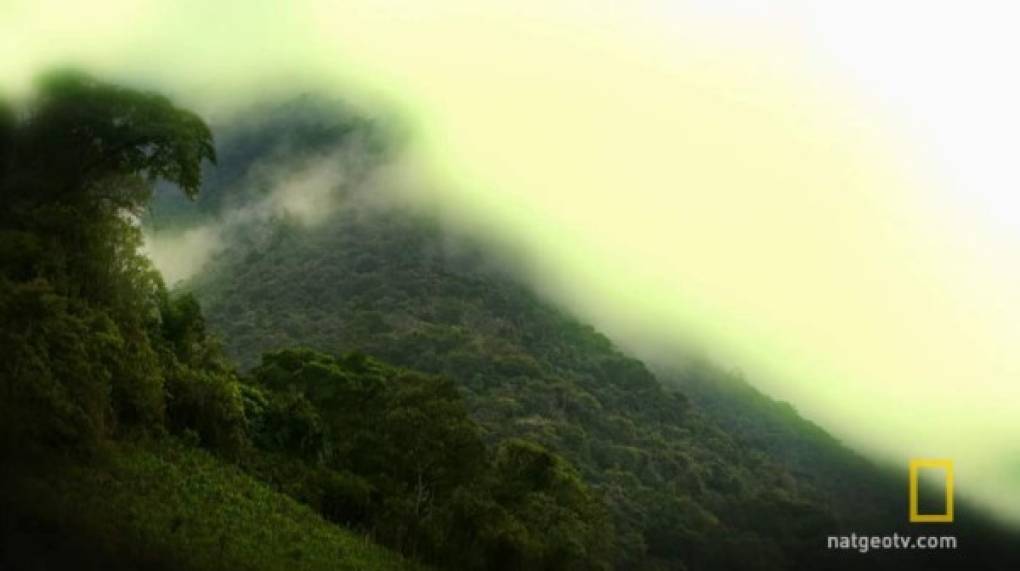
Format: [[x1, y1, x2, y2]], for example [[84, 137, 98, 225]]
[[12, 69, 214, 201], [0, 71, 218, 453], [243, 348, 614, 569]]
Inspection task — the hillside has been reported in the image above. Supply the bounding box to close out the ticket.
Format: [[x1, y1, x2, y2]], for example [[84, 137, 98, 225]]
[[181, 206, 826, 569], [147, 96, 1019, 569], [1, 439, 417, 571]]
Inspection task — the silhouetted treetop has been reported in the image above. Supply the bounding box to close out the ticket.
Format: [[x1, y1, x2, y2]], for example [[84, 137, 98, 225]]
[[2, 69, 214, 211]]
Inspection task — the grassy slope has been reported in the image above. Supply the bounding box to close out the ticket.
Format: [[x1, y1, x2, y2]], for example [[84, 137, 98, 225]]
[[1, 439, 417, 571]]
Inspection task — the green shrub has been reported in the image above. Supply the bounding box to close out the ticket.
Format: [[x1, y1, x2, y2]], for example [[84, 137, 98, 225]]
[[0, 278, 118, 452], [164, 367, 247, 457]]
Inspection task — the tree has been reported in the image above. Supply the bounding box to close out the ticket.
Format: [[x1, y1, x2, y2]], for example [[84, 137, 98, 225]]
[[488, 439, 615, 570], [0, 70, 219, 452], [4, 69, 213, 207], [5, 71, 212, 294]]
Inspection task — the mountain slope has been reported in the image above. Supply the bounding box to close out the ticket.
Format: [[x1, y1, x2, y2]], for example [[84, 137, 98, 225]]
[[183, 208, 832, 568], [150, 97, 1019, 570]]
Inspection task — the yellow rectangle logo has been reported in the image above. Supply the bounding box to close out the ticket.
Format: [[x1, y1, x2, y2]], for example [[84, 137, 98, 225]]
[[909, 458, 953, 523]]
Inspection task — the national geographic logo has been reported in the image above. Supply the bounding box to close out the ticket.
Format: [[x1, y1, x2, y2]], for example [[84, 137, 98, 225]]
[[909, 459, 953, 523]]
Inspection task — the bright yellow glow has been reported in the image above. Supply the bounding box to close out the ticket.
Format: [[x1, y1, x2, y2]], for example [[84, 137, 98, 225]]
[[3, 0, 1018, 525]]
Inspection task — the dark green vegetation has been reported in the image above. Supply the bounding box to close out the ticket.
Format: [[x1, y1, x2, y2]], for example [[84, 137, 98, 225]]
[[2, 71, 1018, 570], [2, 439, 413, 571], [0, 71, 407, 570], [0, 72, 610, 570], [243, 348, 614, 569]]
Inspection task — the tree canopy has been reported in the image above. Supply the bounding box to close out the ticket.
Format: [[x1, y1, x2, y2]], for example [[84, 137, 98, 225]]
[[2, 70, 214, 208], [0, 71, 220, 450]]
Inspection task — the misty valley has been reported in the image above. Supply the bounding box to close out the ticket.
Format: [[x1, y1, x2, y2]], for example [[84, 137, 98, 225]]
[[1, 72, 1017, 571]]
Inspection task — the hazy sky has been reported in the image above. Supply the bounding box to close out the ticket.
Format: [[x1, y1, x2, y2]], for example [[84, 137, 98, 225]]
[[3, 1, 1018, 524]]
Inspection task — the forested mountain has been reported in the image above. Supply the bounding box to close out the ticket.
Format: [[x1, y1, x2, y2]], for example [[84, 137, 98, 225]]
[[2, 73, 1017, 570], [0, 73, 608, 571], [0, 72, 426, 571], [148, 95, 1020, 569]]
